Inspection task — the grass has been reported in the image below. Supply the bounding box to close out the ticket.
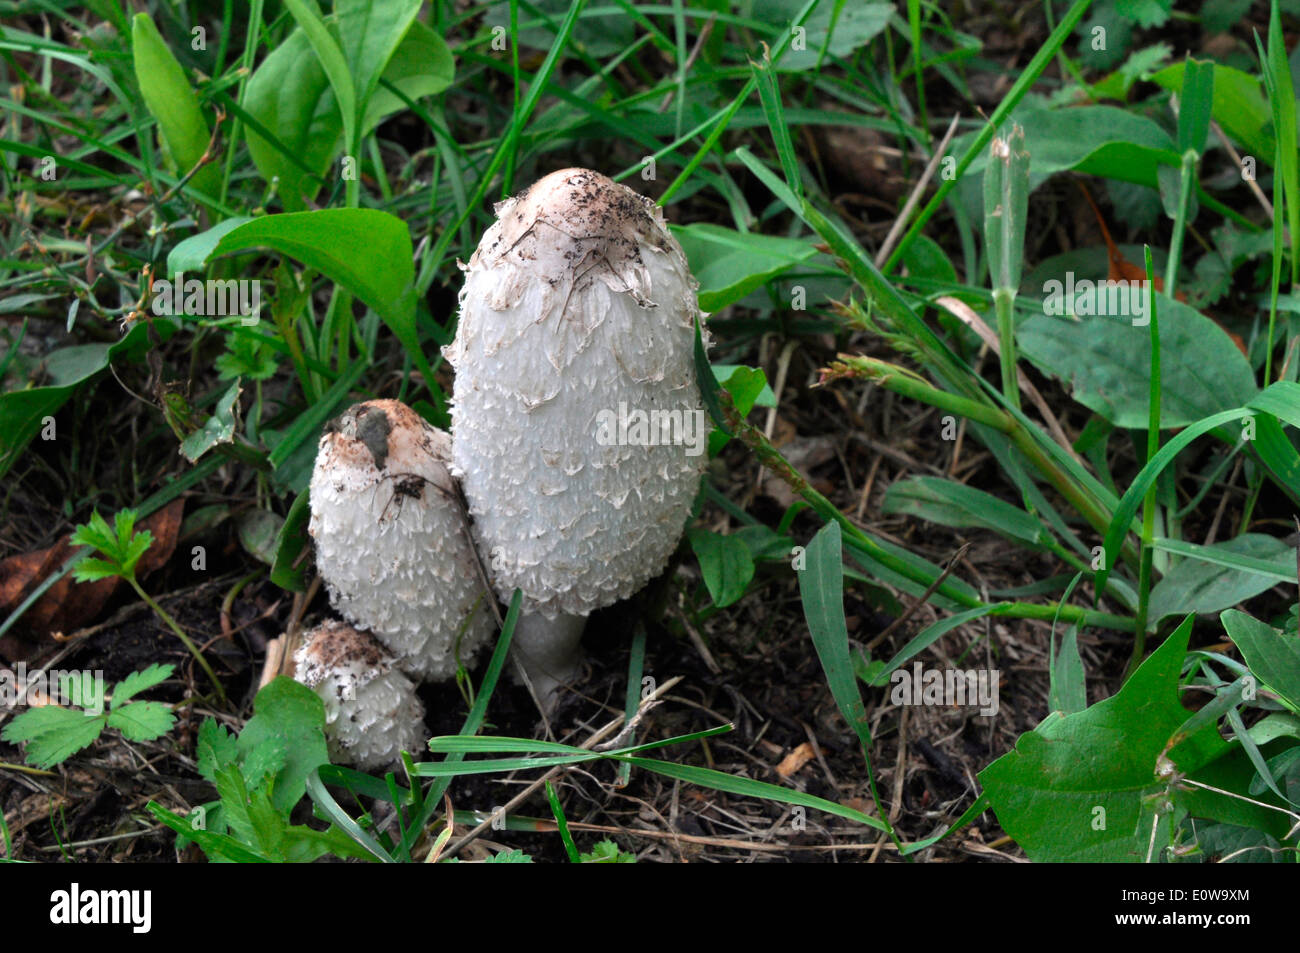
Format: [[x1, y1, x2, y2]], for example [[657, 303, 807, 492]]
[[0, 0, 1299, 864]]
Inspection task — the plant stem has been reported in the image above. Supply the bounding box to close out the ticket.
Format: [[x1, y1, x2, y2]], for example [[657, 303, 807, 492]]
[[994, 288, 1021, 410], [128, 577, 227, 704], [723, 397, 1134, 632], [1129, 247, 1162, 679], [828, 354, 1138, 568]]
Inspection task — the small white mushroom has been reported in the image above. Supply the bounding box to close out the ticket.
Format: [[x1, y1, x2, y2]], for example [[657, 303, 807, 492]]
[[446, 169, 709, 702], [309, 399, 496, 680], [293, 620, 426, 771]]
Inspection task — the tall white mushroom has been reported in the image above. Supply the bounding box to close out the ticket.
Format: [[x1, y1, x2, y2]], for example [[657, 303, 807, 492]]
[[293, 620, 426, 771], [446, 168, 709, 703], [309, 399, 496, 681]]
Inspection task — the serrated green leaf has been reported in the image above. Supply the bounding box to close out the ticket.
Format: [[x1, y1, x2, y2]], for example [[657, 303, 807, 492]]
[[106, 701, 176, 742], [2, 707, 106, 769], [70, 510, 115, 556], [196, 718, 240, 782], [70, 558, 123, 583], [147, 800, 270, 863], [238, 677, 329, 813], [112, 663, 174, 708]]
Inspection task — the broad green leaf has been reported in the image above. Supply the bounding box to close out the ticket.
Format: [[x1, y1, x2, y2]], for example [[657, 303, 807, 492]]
[[168, 210, 431, 386], [0, 320, 178, 479], [900, 234, 958, 285], [717, 365, 771, 417], [269, 490, 311, 592], [979, 616, 1227, 862], [881, 476, 1046, 546], [237, 677, 329, 814], [957, 105, 1178, 191], [244, 20, 453, 209], [671, 223, 817, 312], [800, 521, 878, 771], [131, 14, 220, 202], [179, 380, 241, 463], [687, 527, 755, 608], [1221, 609, 1300, 711], [1018, 293, 1256, 428], [1147, 535, 1296, 624], [1149, 62, 1273, 160], [1193, 822, 1284, 862], [236, 508, 283, 565], [336, 0, 423, 121], [1248, 712, 1300, 746], [166, 217, 252, 274], [751, 0, 891, 71], [711, 365, 776, 409]]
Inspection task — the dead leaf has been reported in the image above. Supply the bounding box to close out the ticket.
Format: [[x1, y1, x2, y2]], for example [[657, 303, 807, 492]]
[[775, 741, 817, 779]]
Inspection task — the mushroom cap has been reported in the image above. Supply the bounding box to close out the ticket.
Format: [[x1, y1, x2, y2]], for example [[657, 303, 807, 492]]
[[309, 399, 496, 680], [446, 169, 709, 619], [293, 620, 426, 771]]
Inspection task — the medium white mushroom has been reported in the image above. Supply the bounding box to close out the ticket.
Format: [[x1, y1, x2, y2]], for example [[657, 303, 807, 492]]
[[446, 168, 709, 702], [292, 620, 426, 771], [309, 399, 496, 680]]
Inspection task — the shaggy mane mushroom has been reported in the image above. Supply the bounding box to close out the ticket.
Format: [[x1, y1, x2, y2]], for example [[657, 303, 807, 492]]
[[447, 168, 709, 704]]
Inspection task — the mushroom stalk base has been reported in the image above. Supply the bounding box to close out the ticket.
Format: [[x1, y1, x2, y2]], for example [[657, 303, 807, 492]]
[[509, 611, 587, 710]]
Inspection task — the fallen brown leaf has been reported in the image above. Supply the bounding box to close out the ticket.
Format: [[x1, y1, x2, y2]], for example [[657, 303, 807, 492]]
[[775, 741, 817, 779]]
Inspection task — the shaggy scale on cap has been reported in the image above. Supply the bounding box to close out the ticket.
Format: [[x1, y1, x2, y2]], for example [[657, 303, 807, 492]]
[[293, 620, 426, 771], [446, 169, 709, 623], [309, 399, 496, 680]]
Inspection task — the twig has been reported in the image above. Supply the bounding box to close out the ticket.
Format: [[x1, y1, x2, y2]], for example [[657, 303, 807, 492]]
[[875, 114, 961, 267], [865, 542, 971, 651]]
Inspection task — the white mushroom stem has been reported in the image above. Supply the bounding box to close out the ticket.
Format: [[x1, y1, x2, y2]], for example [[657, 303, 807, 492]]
[[508, 612, 588, 703]]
